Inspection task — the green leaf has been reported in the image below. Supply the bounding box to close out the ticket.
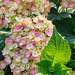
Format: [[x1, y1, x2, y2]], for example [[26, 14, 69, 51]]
[[66, 35, 75, 49], [67, 59, 75, 71], [40, 26, 71, 65], [4, 65, 12, 75], [52, 18, 75, 49], [47, 8, 71, 21], [36, 73, 49, 75], [54, 63, 70, 71], [54, 71, 67, 75], [0, 29, 11, 60], [71, 14, 75, 18], [71, 52, 75, 60], [35, 60, 52, 74], [54, 63, 70, 75], [35, 61, 70, 75]]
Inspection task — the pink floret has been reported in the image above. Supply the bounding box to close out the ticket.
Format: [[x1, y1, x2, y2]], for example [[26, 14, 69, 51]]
[[29, 67, 39, 75], [24, 50, 31, 58], [12, 24, 22, 32], [45, 27, 53, 36], [68, 2, 74, 9], [2, 0, 9, 5], [14, 0, 20, 3], [31, 40, 36, 46], [19, 37, 26, 47], [33, 56, 40, 63], [5, 38, 13, 45], [3, 20, 8, 27], [61, 1, 68, 8], [31, 6, 38, 11]]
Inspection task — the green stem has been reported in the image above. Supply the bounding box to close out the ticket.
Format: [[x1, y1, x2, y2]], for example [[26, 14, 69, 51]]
[[56, 0, 62, 11]]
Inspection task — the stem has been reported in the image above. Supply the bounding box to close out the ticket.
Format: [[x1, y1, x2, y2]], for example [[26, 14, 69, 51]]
[[56, 0, 62, 11], [4, 66, 8, 74]]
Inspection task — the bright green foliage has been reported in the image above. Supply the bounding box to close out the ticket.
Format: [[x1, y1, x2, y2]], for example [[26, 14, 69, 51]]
[[35, 60, 52, 74], [54, 63, 70, 71], [36, 60, 70, 75], [53, 63, 70, 75], [40, 26, 71, 65], [52, 19, 75, 70], [35, 26, 71, 75], [36, 73, 48, 75]]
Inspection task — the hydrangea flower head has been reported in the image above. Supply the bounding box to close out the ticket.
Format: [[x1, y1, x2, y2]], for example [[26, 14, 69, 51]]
[[0, 0, 51, 28], [0, 14, 54, 75], [61, 0, 75, 13]]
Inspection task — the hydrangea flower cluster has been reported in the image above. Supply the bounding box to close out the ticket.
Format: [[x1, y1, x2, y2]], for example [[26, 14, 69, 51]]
[[0, 14, 54, 75], [61, 0, 75, 13], [0, 0, 51, 28]]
